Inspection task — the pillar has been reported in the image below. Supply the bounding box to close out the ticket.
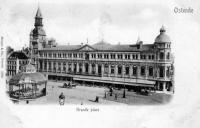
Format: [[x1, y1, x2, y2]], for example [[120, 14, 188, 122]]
[[76, 63, 79, 73], [89, 63, 92, 74], [71, 62, 74, 73], [46, 61, 49, 72], [66, 62, 68, 73], [51, 61, 53, 72], [163, 82, 167, 92], [56, 62, 58, 73], [108, 64, 111, 77], [115, 64, 118, 77], [61, 62, 63, 73], [145, 65, 148, 79], [137, 65, 140, 78], [82, 63, 85, 73], [95, 63, 98, 75], [42, 60, 45, 72], [122, 64, 125, 78], [101, 63, 104, 77], [129, 65, 132, 78]]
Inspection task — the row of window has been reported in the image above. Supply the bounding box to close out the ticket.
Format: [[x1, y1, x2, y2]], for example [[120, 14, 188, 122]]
[[7, 61, 16, 65], [43, 53, 84, 59], [40, 52, 170, 60], [7, 60, 29, 65], [7, 66, 16, 70], [40, 62, 171, 78]]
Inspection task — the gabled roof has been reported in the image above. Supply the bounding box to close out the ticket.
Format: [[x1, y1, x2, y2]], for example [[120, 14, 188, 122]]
[[77, 44, 97, 51]]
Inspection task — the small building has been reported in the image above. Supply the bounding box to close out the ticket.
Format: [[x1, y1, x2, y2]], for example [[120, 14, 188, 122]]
[[9, 63, 47, 99], [6, 51, 29, 77]]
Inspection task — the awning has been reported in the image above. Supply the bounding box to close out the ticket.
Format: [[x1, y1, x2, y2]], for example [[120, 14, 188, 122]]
[[74, 77, 155, 87]]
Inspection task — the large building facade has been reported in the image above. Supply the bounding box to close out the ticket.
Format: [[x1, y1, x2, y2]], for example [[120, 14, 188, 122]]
[[30, 7, 174, 92]]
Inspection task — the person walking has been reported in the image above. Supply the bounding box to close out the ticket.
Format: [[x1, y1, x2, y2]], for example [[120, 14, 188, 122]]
[[59, 92, 65, 105]]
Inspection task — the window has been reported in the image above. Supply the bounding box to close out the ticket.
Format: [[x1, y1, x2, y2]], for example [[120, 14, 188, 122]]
[[141, 66, 145, 76], [125, 54, 128, 59], [92, 64, 96, 74], [159, 66, 164, 77], [167, 52, 170, 59], [104, 64, 109, 75], [140, 55, 146, 59], [111, 54, 115, 59], [125, 66, 129, 75], [133, 66, 137, 76], [48, 62, 51, 70], [118, 66, 122, 75], [104, 54, 109, 59], [149, 67, 153, 76], [98, 54, 102, 59], [160, 52, 164, 60], [118, 54, 122, 59], [149, 55, 151, 60], [167, 67, 170, 77], [152, 55, 154, 60], [132, 54, 135, 59], [136, 54, 138, 59], [111, 65, 115, 74]]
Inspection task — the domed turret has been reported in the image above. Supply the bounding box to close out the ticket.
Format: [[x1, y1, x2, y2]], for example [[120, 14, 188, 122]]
[[155, 26, 171, 43]]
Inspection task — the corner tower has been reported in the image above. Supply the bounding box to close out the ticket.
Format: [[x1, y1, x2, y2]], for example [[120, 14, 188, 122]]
[[29, 6, 46, 68], [30, 6, 46, 56]]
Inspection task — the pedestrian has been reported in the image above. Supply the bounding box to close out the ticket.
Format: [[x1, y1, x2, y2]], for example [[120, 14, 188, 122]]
[[115, 94, 117, 100], [59, 92, 65, 105]]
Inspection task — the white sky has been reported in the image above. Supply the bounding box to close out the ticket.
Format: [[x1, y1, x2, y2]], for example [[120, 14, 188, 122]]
[[1, 0, 200, 128], [0, 0, 192, 50]]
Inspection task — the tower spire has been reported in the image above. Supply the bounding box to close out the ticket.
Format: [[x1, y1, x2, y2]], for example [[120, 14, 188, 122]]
[[34, 5, 43, 27]]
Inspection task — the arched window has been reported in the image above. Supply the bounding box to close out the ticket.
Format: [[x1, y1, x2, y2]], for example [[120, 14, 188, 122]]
[[149, 67, 153, 76], [133, 66, 137, 76], [160, 52, 164, 60], [111, 65, 115, 74], [125, 66, 129, 75], [167, 52, 170, 59], [141, 66, 146, 76], [118, 65, 122, 75], [159, 66, 164, 77]]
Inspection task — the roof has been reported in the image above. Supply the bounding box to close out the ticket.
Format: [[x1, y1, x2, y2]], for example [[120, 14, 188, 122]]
[[40, 43, 155, 52], [8, 51, 29, 59], [155, 26, 171, 43], [9, 72, 47, 85], [35, 7, 42, 18], [31, 27, 46, 36], [41, 45, 82, 51]]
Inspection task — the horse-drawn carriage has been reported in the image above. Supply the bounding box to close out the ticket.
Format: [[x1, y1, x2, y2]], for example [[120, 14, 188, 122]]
[[63, 82, 76, 88]]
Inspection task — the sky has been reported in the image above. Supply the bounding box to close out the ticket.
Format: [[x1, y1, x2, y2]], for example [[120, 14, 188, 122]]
[[1, 0, 200, 128], [0, 0, 186, 50]]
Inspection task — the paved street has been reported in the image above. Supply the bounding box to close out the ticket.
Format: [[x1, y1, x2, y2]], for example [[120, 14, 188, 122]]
[[15, 81, 172, 105]]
